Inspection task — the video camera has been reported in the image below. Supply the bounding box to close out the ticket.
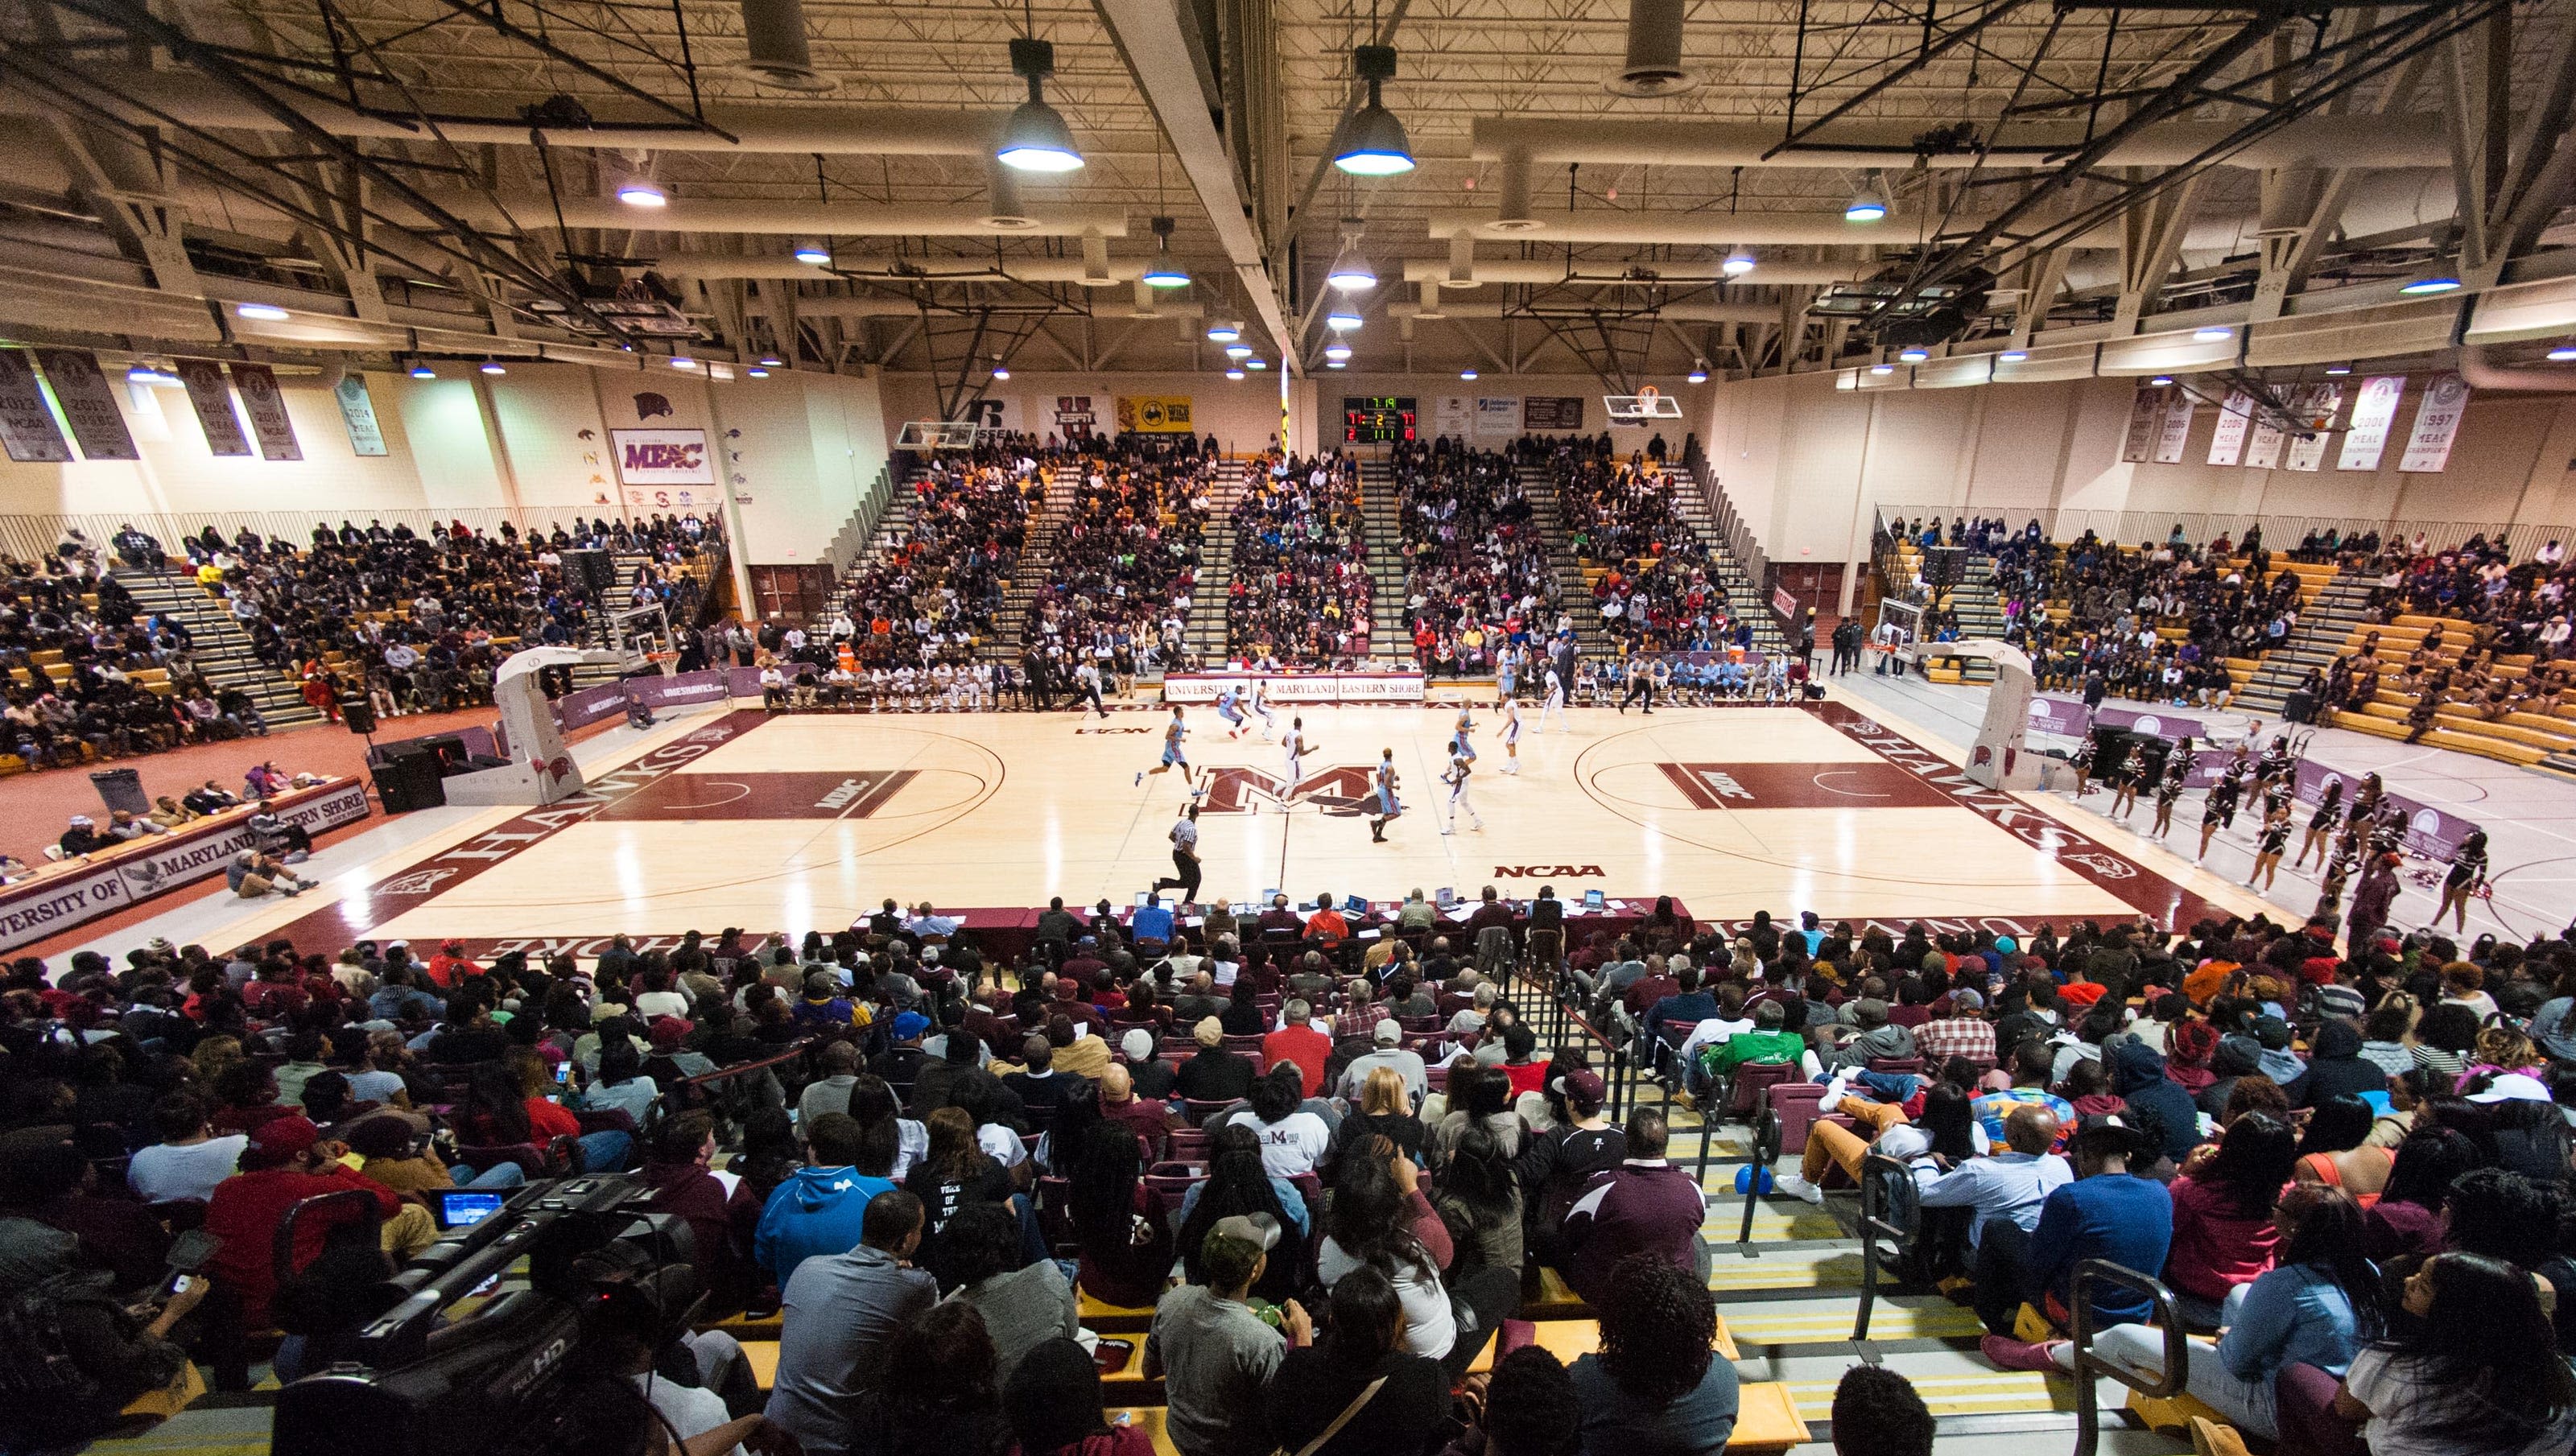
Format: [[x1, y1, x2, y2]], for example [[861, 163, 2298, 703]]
[[273, 1175, 700, 1456]]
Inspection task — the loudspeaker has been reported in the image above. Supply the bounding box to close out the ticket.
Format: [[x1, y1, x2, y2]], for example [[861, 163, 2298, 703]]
[[2128, 733, 2174, 786], [341, 699, 378, 736], [2090, 725, 2134, 782], [2283, 689, 2317, 725], [413, 733, 472, 776], [562, 549, 617, 595], [1922, 545, 1968, 588], [371, 753, 447, 812]]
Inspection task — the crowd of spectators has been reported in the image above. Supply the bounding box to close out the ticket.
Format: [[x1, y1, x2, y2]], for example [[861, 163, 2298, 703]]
[[1544, 439, 1760, 654], [2, 545, 275, 769], [1021, 435, 1212, 676], [1961, 524, 2308, 707], [1390, 438, 1558, 678], [806, 453, 1030, 682], [2307, 534, 2576, 731], [173, 514, 717, 723], [12, 872, 2576, 1454], [1227, 451, 1374, 666]]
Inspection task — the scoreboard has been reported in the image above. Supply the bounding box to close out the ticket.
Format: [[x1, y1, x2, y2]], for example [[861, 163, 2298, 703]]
[[1343, 396, 1417, 443]]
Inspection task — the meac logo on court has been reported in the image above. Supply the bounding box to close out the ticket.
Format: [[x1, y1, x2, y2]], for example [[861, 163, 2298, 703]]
[[1198, 765, 1376, 815], [622, 438, 703, 473]]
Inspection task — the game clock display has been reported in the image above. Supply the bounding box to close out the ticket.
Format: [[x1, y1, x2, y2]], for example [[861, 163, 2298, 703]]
[[1344, 396, 1417, 443]]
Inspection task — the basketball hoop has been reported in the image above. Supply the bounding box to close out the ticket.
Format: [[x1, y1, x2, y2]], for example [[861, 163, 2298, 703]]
[[1604, 386, 1683, 423], [896, 419, 986, 452]]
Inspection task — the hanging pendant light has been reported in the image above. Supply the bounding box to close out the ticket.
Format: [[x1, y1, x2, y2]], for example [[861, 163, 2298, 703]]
[[1332, 45, 1415, 176], [1327, 222, 1377, 291], [1845, 171, 1889, 223], [1141, 217, 1190, 287], [997, 36, 1083, 173]]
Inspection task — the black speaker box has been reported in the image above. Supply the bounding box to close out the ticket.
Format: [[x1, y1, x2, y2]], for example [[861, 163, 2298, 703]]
[[2090, 725, 2134, 782], [341, 698, 378, 735], [372, 753, 447, 812], [562, 549, 617, 595]]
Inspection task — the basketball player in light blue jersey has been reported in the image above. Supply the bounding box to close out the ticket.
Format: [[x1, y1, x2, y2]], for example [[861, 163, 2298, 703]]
[[1452, 704, 1476, 761], [1137, 704, 1194, 787], [1368, 749, 1402, 843], [1216, 683, 1249, 738]]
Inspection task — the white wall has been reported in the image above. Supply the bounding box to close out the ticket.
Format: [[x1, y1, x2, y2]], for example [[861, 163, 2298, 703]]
[[1697, 369, 2576, 584], [0, 361, 891, 569]]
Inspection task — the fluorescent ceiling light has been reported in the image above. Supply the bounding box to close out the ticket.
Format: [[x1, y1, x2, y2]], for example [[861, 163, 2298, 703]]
[[793, 245, 832, 266], [234, 303, 290, 321], [616, 180, 668, 208], [2397, 275, 2461, 295]]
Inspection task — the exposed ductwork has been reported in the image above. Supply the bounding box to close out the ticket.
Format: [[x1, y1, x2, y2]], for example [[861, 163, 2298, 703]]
[[1390, 301, 1776, 323], [412, 193, 1129, 239], [665, 253, 1154, 285], [1404, 258, 1860, 287], [1468, 115, 2457, 171], [1426, 209, 1926, 245], [0, 77, 1165, 158], [734, 0, 833, 93], [1607, 0, 1696, 98], [2456, 344, 2576, 392]]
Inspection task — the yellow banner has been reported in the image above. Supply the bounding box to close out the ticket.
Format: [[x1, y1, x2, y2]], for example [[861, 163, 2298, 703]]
[[1116, 395, 1195, 433]]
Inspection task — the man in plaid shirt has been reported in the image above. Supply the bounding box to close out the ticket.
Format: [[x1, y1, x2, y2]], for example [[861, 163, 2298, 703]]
[[1914, 989, 1999, 1066]]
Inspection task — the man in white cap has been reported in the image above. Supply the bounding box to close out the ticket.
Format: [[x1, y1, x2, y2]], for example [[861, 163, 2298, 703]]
[[1335, 1018, 1428, 1103], [1119, 1025, 1176, 1099]]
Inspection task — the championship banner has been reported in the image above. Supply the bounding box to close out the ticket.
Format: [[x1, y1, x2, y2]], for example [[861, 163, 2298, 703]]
[[2244, 413, 2285, 470], [0, 349, 72, 463], [2399, 373, 2470, 472], [2151, 395, 2195, 464], [611, 427, 715, 485], [1114, 395, 1193, 433], [2336, 376, 2404, 472], [175, 358, 251, 456], [2207, 390, 2256, 465], [229, 362, 303, 460], [2281, 384, 2339, 472], [335, 373, 389, 456], [2119, 385, 2164, 463], [33, 348, 139, 460]]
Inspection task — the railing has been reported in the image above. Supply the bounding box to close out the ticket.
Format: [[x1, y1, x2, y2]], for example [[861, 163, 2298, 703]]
[[822, 460, 904, 577], [1735, 1104, 1781, 1248], [2069, 1260, 2190, 1456], [1682, 439, 1792, 642], [0, 505, 631, 564], [1852, 1151, 1921, 1343], [1877, 504, 2576, 563]]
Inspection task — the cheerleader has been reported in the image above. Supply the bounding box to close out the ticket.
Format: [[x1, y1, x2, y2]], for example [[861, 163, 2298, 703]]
[[2198, 761, 2245, 862], [2068, 734, 2099, 797], [2149, 737, 2192, 839], [2249, 802, 2293, 892], [2437, 830, 2489, 933], [2293, 779, 2345, 869], [2107, 747, 2143, 823]]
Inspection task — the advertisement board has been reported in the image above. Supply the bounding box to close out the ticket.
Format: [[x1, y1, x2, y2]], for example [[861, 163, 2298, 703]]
[[611, 427, 716, 485], [1114, 395, 1194, 433], [1161, 673, 1426, 704]]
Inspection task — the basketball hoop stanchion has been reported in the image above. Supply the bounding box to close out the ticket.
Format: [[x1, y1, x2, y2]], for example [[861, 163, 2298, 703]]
[[1604, 385, 1686, 425]]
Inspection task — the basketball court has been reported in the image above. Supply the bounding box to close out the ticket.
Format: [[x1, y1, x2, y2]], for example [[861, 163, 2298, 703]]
[[180, 687, 2263, 962]]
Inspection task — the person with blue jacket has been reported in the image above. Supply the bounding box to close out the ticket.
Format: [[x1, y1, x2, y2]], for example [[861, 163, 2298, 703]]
[[2107, 1037, 2203, 1171], [756, 1112, 899, 1281], [1981, 1114, 2173, 1367], [2088, 1184, 2380, 1439]]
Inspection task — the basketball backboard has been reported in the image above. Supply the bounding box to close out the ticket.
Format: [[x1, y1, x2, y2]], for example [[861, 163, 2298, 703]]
[[1603, 388, 1684, 423], [894, 419, 985, 451]]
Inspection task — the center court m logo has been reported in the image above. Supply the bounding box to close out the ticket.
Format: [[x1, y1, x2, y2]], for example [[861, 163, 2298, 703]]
[[1199, 765, 1376, 815]]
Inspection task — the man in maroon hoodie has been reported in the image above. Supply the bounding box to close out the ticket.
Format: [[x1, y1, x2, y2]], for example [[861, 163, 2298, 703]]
[[1557, 1107, 1709, 1304]]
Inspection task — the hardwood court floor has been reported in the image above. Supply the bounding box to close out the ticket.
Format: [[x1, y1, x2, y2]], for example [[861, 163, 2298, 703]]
[[182, 690, 2272, 959]]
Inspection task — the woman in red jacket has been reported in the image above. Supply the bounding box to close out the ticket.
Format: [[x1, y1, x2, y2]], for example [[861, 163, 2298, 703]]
[[2164, 1111, 2298, 1326]]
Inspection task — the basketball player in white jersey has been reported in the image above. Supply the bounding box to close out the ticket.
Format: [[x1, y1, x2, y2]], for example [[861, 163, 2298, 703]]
[[1539, 663, 1570, 732], [1074, 658, 1108, 719], [1498, 695, 1523, 774], [1368, 749, 1402, 843], [1439, 736, 1484, 835], [1245, 679, 1277, 740], [1282, 716, 1319, 785], [1137, 704, 1192, 786]]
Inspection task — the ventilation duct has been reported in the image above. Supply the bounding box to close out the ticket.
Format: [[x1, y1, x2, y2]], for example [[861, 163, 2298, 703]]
[[735, 0, 834, 91], [983, 159, 1034, 229], [1492, 151, 1541, 233], [1607, 0, 1696, 97]]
